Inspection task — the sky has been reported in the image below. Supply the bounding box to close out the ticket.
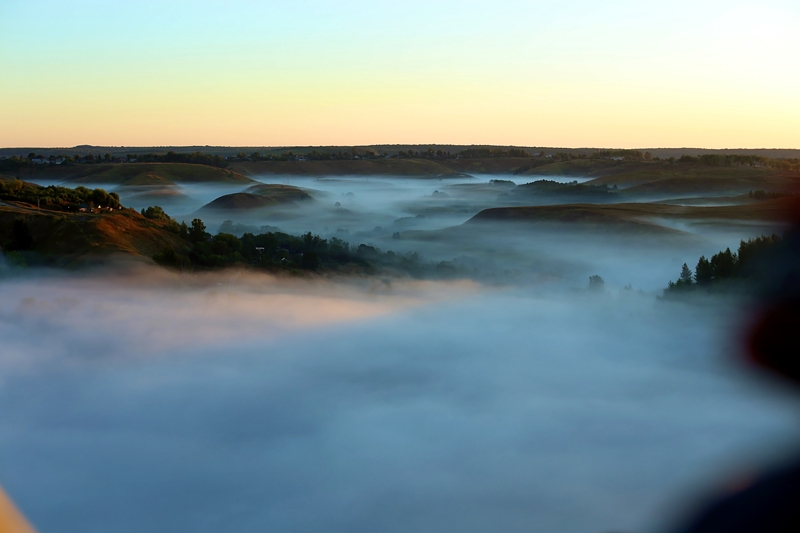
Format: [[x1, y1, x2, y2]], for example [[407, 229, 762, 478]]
[[1, 0, 798, 148]]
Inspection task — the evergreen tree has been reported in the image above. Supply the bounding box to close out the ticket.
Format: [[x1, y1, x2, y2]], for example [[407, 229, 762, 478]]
[[695, 256, 712, 285], [710, 248, 737, 280], [680, 263, 693, 284]]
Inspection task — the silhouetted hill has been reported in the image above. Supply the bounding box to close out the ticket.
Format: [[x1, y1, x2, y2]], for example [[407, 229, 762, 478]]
[[201, 185, 313, 211], [469, 197, 798, 227]]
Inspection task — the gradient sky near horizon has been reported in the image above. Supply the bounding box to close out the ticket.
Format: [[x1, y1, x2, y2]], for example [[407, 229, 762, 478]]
[[1, 0, 798, 149]]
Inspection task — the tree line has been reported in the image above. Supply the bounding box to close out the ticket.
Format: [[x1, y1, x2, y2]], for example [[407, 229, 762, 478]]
[[4, 148, 798, 172], [126, 151, 228, 168], [150, 212, 425, 275], [677, 154, 800, 171], [0, 151, 228, 170], [663, 234, 784, 295], [0, 179, 121, 211], [230, 147, 533, 162]]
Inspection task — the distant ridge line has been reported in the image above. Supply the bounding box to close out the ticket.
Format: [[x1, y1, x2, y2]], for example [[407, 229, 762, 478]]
[[2, 145, 799, 159]]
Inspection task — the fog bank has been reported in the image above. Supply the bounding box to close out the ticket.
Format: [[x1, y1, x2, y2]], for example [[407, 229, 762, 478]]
[[1, 268, 799, 533]]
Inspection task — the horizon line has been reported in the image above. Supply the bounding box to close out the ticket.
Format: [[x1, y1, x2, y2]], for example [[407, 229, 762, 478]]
[[2, 144, 799, 152]]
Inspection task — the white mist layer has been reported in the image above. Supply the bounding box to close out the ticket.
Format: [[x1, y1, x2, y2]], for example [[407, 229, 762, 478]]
[[1, 270, 799, 533]]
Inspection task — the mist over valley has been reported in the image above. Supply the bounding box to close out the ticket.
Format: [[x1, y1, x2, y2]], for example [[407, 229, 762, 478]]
[[1, 148, 799, 533]]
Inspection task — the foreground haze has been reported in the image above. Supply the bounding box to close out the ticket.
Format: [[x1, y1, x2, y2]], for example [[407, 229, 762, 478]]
[[1, 268, 800, 533], [1, 148, 799, 531]]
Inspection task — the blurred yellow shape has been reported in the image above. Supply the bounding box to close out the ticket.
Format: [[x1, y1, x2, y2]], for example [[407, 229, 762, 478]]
[[0, 487, 36, 533]]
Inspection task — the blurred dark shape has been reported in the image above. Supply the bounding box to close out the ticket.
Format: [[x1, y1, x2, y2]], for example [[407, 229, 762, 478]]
[[674, 198, 800, 533], [748, 299, 800, 384], [746, 223, 800, 384], [675, 459, 800, 532]]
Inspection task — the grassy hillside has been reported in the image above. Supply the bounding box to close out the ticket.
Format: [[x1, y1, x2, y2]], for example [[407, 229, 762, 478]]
[[229, 159, 464, 178], [16, 163, 254, 185], [467, 203, 683, 236], [201, 184, 313, 211], [0, 205, 189, 264], [518, 160, 799, 197], [244, 183, 315, 198], [616, 173, 795, 196], [469, 197, 799, 227]]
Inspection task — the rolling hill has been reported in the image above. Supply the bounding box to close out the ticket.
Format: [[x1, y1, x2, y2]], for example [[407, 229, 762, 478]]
[[0, 204, 189, 264], [201, 184, 313, 211], [516, 160, 799, 198], [469, 197, 799, 228]]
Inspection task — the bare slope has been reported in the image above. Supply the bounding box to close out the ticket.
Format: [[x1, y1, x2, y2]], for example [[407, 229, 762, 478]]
[[0, 204, 188, 263]]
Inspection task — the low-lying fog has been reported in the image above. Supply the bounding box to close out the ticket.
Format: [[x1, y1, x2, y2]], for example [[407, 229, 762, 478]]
[[5, 174, 796, 532], [37, 174, 609, 235], [34, 174, 775, 292], [1, 267, 799, 533]]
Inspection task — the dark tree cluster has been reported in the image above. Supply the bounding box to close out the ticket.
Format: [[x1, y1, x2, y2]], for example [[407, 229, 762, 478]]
[[0, 156, 33, 172], [0, 217, 34, 259], [71, 153, 115, 164], [226, 147, 536, 162], [229, 149, 385, 162], [218, 220, 281, 237], [590, 149, 648, 160], [456, 148, 531, 159], [9, 218, 34, 251], [748, 190, 795, 201], [153, 220, 424, 275], [140, 205, 185, 234], [663, 234, 784, 296], [588, 275, 605, 291], [129, 151, 228, 168], [678, 154, 800, 171], [396, 148, 453, 159], [0, 179, 120, 211]]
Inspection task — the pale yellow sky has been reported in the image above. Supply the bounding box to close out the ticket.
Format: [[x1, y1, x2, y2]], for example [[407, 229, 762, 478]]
[[1, 1, 798, 148]]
